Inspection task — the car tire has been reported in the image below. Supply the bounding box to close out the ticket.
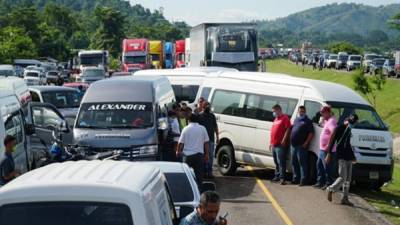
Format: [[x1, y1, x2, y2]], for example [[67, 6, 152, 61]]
[[217, 145, 237, 176]]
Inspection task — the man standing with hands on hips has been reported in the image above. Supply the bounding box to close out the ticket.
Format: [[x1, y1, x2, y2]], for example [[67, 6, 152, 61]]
[[270, 104, 291, 185]]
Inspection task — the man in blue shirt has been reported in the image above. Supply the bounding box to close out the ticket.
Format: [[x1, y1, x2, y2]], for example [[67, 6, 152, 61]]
[[0, 135, 20, 186], [290, 106, 314, 186], [180, 191, 227, 225]]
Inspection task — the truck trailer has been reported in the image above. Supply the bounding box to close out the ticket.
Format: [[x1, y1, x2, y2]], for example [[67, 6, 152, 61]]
[[175, 40, 186, 68], [189, 23, 260, 71], [149, 40, 164, 69], [122, 38, 151, 73]]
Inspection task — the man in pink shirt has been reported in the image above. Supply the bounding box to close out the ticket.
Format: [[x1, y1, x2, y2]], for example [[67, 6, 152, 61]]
[[313, 106, 337, 189]]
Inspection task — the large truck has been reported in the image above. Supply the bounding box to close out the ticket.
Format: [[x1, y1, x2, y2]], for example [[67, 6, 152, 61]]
[[189, 23, 261, 71], [394, 51, 400, 77], [149, 40, 164, 69], [175, 40, 186, 68], [122, 38, 151, 73], [78, 50, 109, 73], [164, 42, 175, 69]]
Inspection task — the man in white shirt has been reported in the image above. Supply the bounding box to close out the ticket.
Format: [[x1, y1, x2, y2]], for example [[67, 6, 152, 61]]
[[177, 113, 209, 190]]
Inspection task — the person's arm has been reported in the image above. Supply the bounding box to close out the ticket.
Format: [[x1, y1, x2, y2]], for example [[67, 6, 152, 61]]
[[303, 132, 314, 149], [215, 127, 219, 144], [281, 117, 292, 147], [2, 170, 19, 181], [204, 141, 209, 162]]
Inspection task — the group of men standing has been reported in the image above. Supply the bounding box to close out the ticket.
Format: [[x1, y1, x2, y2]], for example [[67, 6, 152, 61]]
[[270, 104, 358, 206]]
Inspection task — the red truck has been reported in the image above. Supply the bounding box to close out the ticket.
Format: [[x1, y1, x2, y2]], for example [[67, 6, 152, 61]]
[[175, 40, 186, 68], [122, 39, 151, 73]]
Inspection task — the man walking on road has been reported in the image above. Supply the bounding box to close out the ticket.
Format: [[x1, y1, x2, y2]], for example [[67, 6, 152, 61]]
[[313, 106, 337, 189], [270, 104, 291, 185], [180, 191, 227, 225], [290, 106, 314, 186], [199, 102, 219, 179], [0, 135, 20, 186], [327, 114, 359, 206], [177, 114, 210, 189]]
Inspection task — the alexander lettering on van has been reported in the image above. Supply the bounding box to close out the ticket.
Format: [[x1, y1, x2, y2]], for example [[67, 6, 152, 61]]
[[358, 135, 385, 143], [88, 104, 147, 111]]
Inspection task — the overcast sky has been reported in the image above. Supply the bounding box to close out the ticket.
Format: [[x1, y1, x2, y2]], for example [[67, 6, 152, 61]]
[[129, 0, 399, 25]]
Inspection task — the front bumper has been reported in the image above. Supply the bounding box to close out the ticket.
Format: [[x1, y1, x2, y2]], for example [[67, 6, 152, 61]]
[[352, 160, 393, 183]]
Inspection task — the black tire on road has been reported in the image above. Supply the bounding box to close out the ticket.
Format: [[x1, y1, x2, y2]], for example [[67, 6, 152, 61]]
[[217, 145, 237, 176]]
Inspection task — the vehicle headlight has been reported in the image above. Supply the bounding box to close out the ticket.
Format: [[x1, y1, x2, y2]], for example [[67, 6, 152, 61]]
[[139, 145, 158, 156]]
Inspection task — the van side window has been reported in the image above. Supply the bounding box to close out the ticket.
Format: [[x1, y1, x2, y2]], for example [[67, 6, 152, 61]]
[[304, 100, 323, 124], [30, 91, 40, 102], [200, 87, 212, 100], [245, 94, 261, 119], [212, 90, 245, 117], [5, 112, 24, 145], [32, 106, 63, 130], [258, 96, 298, 122]]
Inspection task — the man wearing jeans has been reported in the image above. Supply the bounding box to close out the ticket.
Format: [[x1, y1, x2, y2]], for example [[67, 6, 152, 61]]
[[270, 104, 291, 185], [313, 106, 337, 189], [290, 106, 314, 186], [327, 114, 358, 206], [177, 113, 210, 190], [199, 102, 219, 179]]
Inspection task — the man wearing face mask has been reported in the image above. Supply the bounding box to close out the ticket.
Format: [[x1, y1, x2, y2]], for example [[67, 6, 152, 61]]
[[270, 104, 291, 185], [0, 135, 20, 186], [326, 114, 358, 206], [290, 106, 314, 186]]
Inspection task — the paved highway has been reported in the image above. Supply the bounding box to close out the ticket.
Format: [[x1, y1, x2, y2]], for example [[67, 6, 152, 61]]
[[213, 166, 392, 225]]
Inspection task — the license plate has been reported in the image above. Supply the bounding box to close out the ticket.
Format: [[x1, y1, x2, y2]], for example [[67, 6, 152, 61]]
[[369, 171, 379, 180]]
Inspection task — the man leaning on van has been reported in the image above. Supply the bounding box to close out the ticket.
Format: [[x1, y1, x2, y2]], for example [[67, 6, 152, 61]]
[[270, 104, 291, 185]]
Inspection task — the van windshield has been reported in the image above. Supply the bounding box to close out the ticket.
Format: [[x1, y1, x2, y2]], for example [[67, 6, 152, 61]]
[[0, 202, 133, 225], [26, 72, 39, 77], [76, 102, 153, 129], [172, 85, 199, 103], [0, 70, 14, 76], [327, 101, 387, 131]]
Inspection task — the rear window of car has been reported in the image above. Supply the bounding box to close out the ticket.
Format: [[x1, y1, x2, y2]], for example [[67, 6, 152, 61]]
[[164, 172, 195, 203]]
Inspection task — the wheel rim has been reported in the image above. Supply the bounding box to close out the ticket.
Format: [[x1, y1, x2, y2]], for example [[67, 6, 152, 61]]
[[219, 152, 230, 169]]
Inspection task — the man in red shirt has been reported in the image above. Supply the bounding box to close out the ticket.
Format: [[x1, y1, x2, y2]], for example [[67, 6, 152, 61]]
[[270, 104, 291, 185]]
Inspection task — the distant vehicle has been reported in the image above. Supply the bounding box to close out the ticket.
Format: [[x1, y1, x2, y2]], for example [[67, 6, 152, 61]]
[[74, 76, 175, 161], [111, 71, 132, 77], [346, 55, 362, 71], [189, 23, 261, 71], [164, 42, 175, 69], [0, 161, 179, 225], [382, 59, 395, 77], [369, 58, 386, 75], [13, 59, 43, 76], [175, 40, 186, 68], [325, 54, 338, 68], [23, 70, 46, 86], [0, 65, 17, 77], [394, 51, 400, 78], [78, 50, 109, 73], [45, 70, 63, 85], [63, 82, 89, 93], [121, 38, 151, 73], [205, 72, 392, 190], [335, 53, 348, 70], [149, 40, 165, 69], [76, 66, 105, 84], [363, 53, 380, 73]]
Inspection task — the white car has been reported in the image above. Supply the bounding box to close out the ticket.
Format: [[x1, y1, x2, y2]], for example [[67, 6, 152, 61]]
[[23, 70, 46, 86], [346, 55, 362, 71], [0, 160, 179, 225], [325, 54, 338, 68]]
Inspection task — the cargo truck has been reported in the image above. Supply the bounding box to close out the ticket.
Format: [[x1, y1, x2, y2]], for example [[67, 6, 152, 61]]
[[189, 23, 261, 71], [175, 40, 186, 68], [122, 38, 151, 73], [77, 50, 109, 77], [164, 42, 175, 69], [149, 40, 164, 69]]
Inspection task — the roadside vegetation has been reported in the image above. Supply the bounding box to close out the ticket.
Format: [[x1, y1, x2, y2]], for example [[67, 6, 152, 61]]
[[266, 59, 400, 133]]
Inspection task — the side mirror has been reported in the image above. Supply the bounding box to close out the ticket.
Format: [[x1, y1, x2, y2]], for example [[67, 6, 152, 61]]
[[158, 117, 169, 131], [59, 120, 69, 133], [202, 181, 216, 192], [25, 123, 35, 136]]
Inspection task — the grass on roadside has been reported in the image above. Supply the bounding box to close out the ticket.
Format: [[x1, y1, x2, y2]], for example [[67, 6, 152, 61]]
[[266, 59, 400, 133], [355, 165, 400, 225]]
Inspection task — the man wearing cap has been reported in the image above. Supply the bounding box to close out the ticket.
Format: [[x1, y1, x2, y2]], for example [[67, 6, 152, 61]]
[[313, 106, 337, 189], [327, 114, 359, 206]]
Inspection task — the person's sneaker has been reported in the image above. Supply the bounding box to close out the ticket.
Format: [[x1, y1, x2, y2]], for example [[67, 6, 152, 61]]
[[290, 180, 300, 185], [327, 188, 333, 202], [340, 199, 354, 206], [312, 183, 323, 188], [321, 184, 329, 190], [280, 180, 286, 185], [298, 182, 306, 187], [271, 177, 280, 182]]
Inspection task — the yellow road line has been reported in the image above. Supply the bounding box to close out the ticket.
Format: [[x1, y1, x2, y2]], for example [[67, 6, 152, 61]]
[[246, 166, 294, 225]]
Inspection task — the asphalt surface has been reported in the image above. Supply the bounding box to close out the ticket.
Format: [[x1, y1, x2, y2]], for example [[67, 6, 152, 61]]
[[213, 166, 393, 225]]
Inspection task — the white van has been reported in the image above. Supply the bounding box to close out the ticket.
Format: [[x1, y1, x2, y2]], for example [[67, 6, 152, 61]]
[[201, 71, 393, 189], [0, 160, 178, 225], [0, 76, 32, 109], [134, 67, 237, 108]]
